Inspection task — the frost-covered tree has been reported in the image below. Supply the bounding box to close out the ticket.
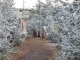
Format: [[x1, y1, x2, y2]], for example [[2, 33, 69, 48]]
[[27, 0, 80, 60], [57, 0, 80, 60], [0, 0, 25, 56]]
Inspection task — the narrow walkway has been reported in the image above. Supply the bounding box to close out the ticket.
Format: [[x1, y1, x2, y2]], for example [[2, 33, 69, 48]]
[[9, 37, 59, 60]]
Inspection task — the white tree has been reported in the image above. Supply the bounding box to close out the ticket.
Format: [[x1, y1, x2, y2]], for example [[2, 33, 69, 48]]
[[27, 0, 80, 60], [0, 0, 26, 55]]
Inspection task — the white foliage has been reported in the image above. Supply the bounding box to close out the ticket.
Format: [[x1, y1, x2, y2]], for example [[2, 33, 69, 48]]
[[0, 0, 25, 54], [27, 0, 80, 60]]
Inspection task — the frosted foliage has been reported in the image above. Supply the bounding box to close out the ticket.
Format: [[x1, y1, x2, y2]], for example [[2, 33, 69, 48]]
[[27, 14, 45, 36], [0, 0, 24, 54], [27, 0, 80, 60], [54, 1, 80, 60], [48, 0, 80, 60]]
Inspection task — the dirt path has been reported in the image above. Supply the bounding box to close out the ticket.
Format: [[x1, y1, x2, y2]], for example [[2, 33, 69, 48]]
[[9, 37, 59, 60]]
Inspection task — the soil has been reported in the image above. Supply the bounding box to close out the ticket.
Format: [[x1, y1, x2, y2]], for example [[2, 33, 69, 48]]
[[9, 36, 59, 60]]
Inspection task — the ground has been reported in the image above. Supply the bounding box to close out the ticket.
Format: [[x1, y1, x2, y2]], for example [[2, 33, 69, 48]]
[[9, 36, 59, 60]]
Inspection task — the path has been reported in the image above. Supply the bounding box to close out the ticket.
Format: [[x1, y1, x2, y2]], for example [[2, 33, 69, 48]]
[[9, 37, 59, 60]]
